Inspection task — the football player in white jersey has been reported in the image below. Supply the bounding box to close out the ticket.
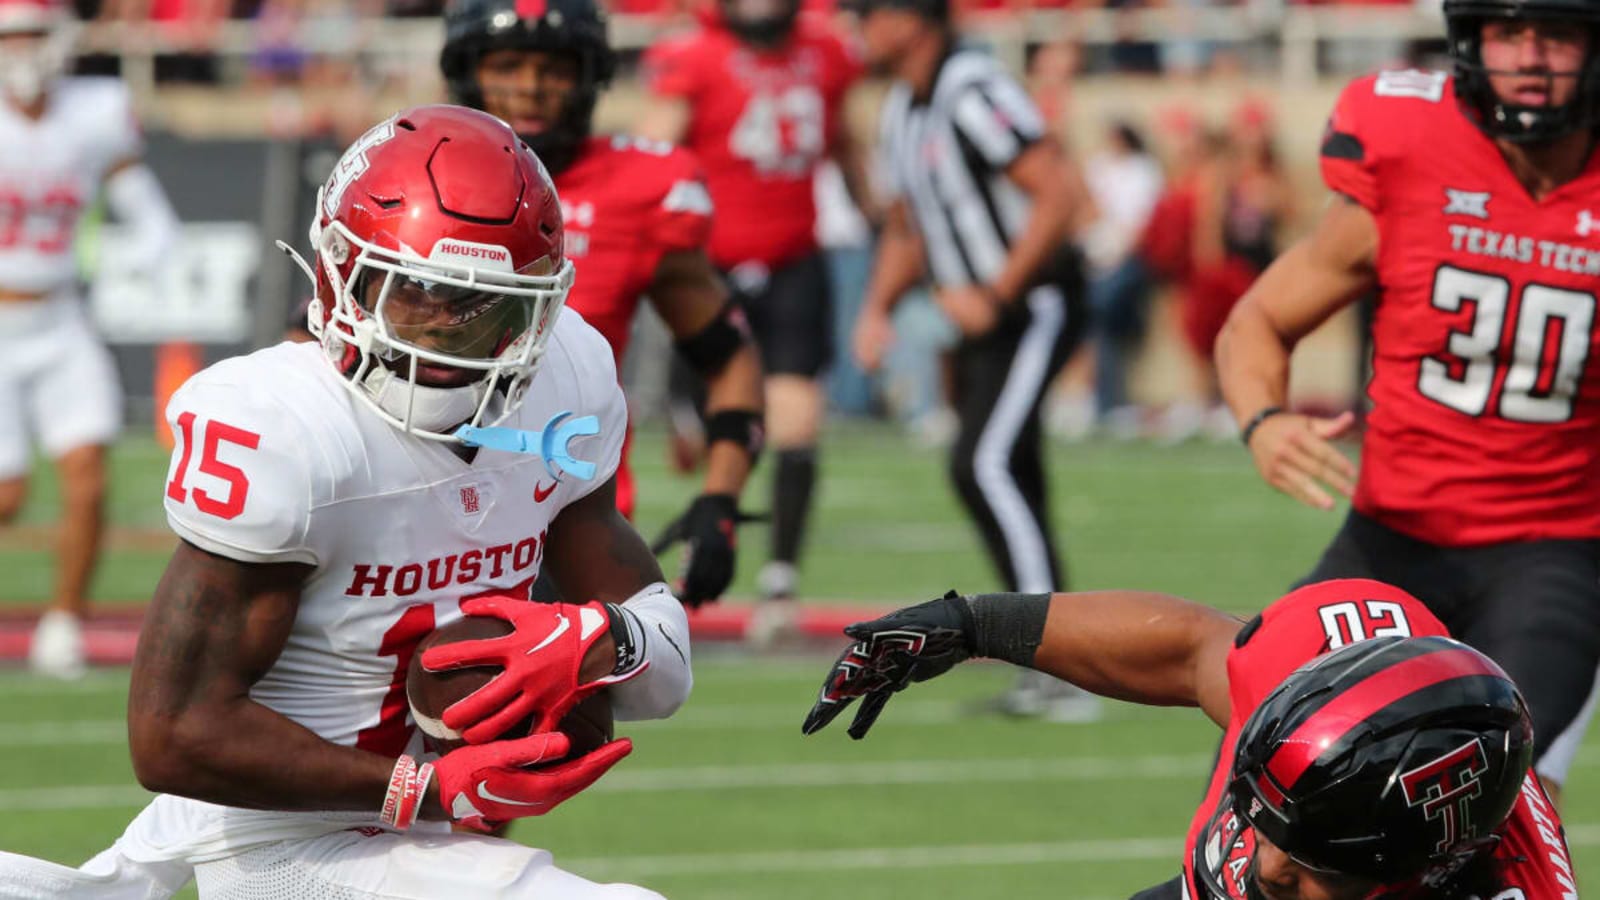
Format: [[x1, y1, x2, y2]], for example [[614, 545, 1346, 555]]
[[0, 106, 691, 898], [0, 0, 179, 678]]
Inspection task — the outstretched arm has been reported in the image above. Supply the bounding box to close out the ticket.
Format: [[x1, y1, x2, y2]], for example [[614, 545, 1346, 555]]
[[803, 589, 1243, 739], [1030, 591, 1240, 726]]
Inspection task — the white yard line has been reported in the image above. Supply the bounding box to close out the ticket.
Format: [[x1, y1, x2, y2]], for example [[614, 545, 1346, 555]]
[[564, 837, 1179, 878], [574, 827, 1600, 879], [590, 755, 1210, 792]]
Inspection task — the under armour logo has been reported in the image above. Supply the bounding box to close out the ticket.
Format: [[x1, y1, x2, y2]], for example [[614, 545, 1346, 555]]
[[1578, 210, 1598, 237], [1444, 188, 1491, 220]]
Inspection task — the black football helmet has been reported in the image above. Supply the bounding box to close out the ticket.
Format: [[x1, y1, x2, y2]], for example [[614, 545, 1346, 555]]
[[718, 0, 803, 46], [440, 0, 616, 172], [1445, 0, 1600, 142], [1228, 636, 1533, 886]]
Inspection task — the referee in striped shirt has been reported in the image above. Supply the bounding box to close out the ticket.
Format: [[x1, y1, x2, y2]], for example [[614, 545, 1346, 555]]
[[849, 0, 1093, 716]]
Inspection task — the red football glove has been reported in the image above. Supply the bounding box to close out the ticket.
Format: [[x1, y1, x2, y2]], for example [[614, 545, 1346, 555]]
[[420, 595, 648, 744], [431, 731, 633, 831]]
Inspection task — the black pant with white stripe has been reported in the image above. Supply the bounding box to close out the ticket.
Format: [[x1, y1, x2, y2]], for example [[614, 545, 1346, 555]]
[[948, 259, 1085, 593]]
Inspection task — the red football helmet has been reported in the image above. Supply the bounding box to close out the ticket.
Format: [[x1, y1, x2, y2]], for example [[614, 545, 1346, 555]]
[[282, 105, 574, 441], [0, 0, 76, 105]]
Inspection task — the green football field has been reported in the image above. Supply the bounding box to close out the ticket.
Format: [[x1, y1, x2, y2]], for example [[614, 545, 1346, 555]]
[[1, 424, 1597, 899]]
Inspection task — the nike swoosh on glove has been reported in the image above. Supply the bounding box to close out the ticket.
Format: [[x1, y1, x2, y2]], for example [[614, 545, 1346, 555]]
[[420, 594, 646, 745], [433, 731, 633, 832]]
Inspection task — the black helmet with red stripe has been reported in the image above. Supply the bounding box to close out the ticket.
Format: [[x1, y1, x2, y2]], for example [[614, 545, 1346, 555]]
[[1444, 0, 1600, 142], [1228, 636, 1533, 885]]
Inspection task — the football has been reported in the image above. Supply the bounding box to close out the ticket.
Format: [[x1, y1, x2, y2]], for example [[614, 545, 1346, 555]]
[[405, 614, 613, 757]]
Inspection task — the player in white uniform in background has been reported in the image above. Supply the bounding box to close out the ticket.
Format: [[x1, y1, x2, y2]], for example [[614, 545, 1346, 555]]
[[0, 106, 692, 899], [0, 0, 179, 678]]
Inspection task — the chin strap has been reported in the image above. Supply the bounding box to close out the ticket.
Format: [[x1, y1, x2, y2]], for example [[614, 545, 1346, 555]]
[[454, 411, 601, 481]]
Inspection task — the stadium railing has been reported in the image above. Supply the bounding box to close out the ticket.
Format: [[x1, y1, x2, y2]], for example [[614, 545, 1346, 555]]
[[80, 4, 1448, 104]]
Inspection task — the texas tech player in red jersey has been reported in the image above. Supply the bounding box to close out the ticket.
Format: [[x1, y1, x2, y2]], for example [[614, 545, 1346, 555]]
[[640, 0, 867, 607], [555, 136, 711, 367], [804, 579, 1577, 900], [1217, 0, 1600, 792], [551, 134, 718, 521], [1323, 70, 1600, 546], [1179, 584, 1574, 900], [442, 0, 765, 607], [641, 6, 860, 273]]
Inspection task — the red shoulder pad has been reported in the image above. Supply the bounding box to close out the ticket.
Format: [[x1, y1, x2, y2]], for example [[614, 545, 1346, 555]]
[[592, 136, 712, 254], [1320, 70, 1451, 213], [799, 17, 865, 98], [642, 31, 708, 99], [1226, 579, 1449, 720]]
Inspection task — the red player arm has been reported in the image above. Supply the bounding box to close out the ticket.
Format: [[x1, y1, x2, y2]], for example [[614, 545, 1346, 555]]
[[1030, 591, 1244, 727]]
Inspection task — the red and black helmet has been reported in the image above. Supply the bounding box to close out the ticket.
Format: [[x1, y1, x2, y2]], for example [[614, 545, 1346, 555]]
[[1228, 636, 1533, 885], [284, 104, 574, 441]]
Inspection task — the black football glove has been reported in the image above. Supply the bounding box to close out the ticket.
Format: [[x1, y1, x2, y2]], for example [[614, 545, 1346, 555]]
[[801, 591, 976, 740], [651, 493, 758, 608]]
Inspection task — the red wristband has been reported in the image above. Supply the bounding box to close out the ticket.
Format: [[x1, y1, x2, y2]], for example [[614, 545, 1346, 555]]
[[380, 755, 428, 831]]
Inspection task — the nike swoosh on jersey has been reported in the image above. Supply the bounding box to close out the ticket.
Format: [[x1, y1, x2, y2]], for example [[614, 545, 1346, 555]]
[[534, 481, 557, 502], [527, 614, 570, 655], [476, 780, 546, 808]]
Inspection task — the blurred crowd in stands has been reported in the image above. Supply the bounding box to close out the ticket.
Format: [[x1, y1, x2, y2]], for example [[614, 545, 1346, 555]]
[[66, 0, 1426, 444], [64, 0, 1442, 88]]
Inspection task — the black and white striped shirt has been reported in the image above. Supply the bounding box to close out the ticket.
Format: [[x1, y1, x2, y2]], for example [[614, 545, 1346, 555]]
[[877, 46, 1046, 289]]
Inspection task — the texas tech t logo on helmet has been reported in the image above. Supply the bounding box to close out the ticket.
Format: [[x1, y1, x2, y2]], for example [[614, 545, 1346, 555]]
[[1227, 634, 1533, 882], [1399, 737, 1491, 853]]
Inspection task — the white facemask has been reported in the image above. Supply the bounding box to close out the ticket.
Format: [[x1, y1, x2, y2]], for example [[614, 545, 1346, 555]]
[[360, 364, 497, 436]]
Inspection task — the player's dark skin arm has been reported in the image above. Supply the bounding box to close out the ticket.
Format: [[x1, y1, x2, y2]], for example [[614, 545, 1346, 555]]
[[1215, 194, 1379, 510], [127, 541, 409, 812], [1029, 591, 1244, 727], [988, 137, 1085, 303], [542, 474, 671, 605], [648, 248, 763, 496]]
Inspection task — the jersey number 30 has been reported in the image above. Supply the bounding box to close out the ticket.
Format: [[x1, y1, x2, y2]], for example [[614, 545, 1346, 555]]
[[1319, 599, 1412, 649], [1419, 265, 1595, 423], [165, 411, 261, 520]]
